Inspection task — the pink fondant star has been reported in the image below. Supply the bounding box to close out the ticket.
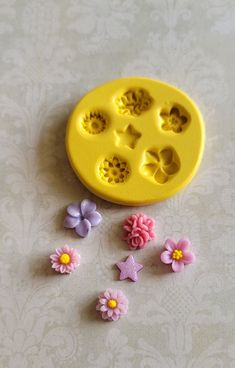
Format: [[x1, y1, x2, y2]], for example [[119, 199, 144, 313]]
[[116, 255, 143, 282]]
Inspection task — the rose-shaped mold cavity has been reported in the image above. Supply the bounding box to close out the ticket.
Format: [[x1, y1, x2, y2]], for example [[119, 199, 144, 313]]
[[141, 147, 180, 184], [115, 88, 152, 117], [81, 111, 107, 134], [160, 105, 190, 133], [99, 155, 130, 184]]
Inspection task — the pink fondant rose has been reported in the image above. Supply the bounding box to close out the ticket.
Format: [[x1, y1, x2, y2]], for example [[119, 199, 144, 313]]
[[123, 213, 155, 250]]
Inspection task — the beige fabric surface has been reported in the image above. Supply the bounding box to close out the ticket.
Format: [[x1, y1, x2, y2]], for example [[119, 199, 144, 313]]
[[0, 1, 234, 367]]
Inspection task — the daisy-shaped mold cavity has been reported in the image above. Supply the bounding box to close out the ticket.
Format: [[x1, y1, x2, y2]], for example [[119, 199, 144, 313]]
[[80, 111, 107, 135], [99, 155, 130, 184]]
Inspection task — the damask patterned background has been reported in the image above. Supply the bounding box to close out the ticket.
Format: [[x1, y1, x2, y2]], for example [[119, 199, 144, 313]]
[[0, 1, 234, 367]]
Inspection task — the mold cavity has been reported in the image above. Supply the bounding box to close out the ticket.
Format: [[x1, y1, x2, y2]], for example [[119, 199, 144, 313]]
[[141, 147, 180, 184], [81, 111, 107, 134], [115, 88, 152, 117], [99, 155, 130, 184], [160, 105, 189, 133], [115, 124, 141, 149]]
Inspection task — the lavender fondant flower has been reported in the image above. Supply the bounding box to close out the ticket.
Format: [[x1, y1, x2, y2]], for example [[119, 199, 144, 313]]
[[64, 199, 102, 237], [96, 289, 128, 321]]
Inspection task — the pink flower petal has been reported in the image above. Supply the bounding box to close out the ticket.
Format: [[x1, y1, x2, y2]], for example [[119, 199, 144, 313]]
[[70, 254, 80, 264], [60, 265, 66, 273], [99, 298, 107, 305], [50, 255, 59, 262], [183, 251, 195, 264], [177, 238, 191, 251], [62, 245, 71, 253], [107, 309, 113, 317], [123, 225, 132, 232], [55, 248, 63, 256], [149, 230, 155, 239], [102, 312, 109, 320], [117, 290, 124, 298], [118, 304, 127, 313], [172, 260, 184, 272], [110, 290, 118, 299], [100, 305, 108, 312], [160, 251, 173, 264], [67, 264, 74, 272], [104, 290, 111, 299], [164, 239, 177, 251], [112, 314, 119, 321], [146, 218, 155, 228]]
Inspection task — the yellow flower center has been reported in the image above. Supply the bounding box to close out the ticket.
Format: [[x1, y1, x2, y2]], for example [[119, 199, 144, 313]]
[[172, 249, 183, 261], [107, 299, 117, 309], [59, 253, 70, 265]]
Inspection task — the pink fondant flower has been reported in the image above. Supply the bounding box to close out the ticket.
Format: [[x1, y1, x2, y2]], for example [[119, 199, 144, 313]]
[[123, 213, 155, 250], [160, 238, 195, 272], [50, 245, 80, 274], [96, 289, 128, 321]]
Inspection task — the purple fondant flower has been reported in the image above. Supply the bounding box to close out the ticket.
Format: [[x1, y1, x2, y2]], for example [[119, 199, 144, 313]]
[[96, 288, 128, 321], [63, 199, 102, 237]]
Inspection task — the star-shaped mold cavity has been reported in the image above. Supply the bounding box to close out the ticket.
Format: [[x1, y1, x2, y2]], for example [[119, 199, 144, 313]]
[[116, 255, 143, 282], [115, 124, 141, 149]]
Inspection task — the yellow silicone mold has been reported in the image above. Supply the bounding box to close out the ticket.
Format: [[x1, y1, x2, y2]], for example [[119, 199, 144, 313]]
[[66, 77, 205, 206]]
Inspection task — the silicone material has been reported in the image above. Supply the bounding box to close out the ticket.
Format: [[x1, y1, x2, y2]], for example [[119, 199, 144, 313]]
[[66, 77, 205, 206]]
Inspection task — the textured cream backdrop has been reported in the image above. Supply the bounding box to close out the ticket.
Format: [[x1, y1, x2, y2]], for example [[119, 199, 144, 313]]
[[0, 1, 234, 367]]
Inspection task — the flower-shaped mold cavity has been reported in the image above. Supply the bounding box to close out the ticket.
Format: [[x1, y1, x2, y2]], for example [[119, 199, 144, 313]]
[[81, 111, 107, 134], [141, 147, 180, 184], [160, 105, 189, 133], [115, 88, 152, 117], [99, 156, 130, 184]]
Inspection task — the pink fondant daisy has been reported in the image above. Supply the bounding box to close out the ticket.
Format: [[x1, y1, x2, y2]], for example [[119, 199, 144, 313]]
[[123, 213, 155, 250], [160, 238, 195, 272], [96, 289, 128, 321], [50, 245, 80, 274]]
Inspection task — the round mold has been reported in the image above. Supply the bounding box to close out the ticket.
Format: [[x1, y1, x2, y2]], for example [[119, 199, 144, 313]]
[[66, 77, 205, 206]]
